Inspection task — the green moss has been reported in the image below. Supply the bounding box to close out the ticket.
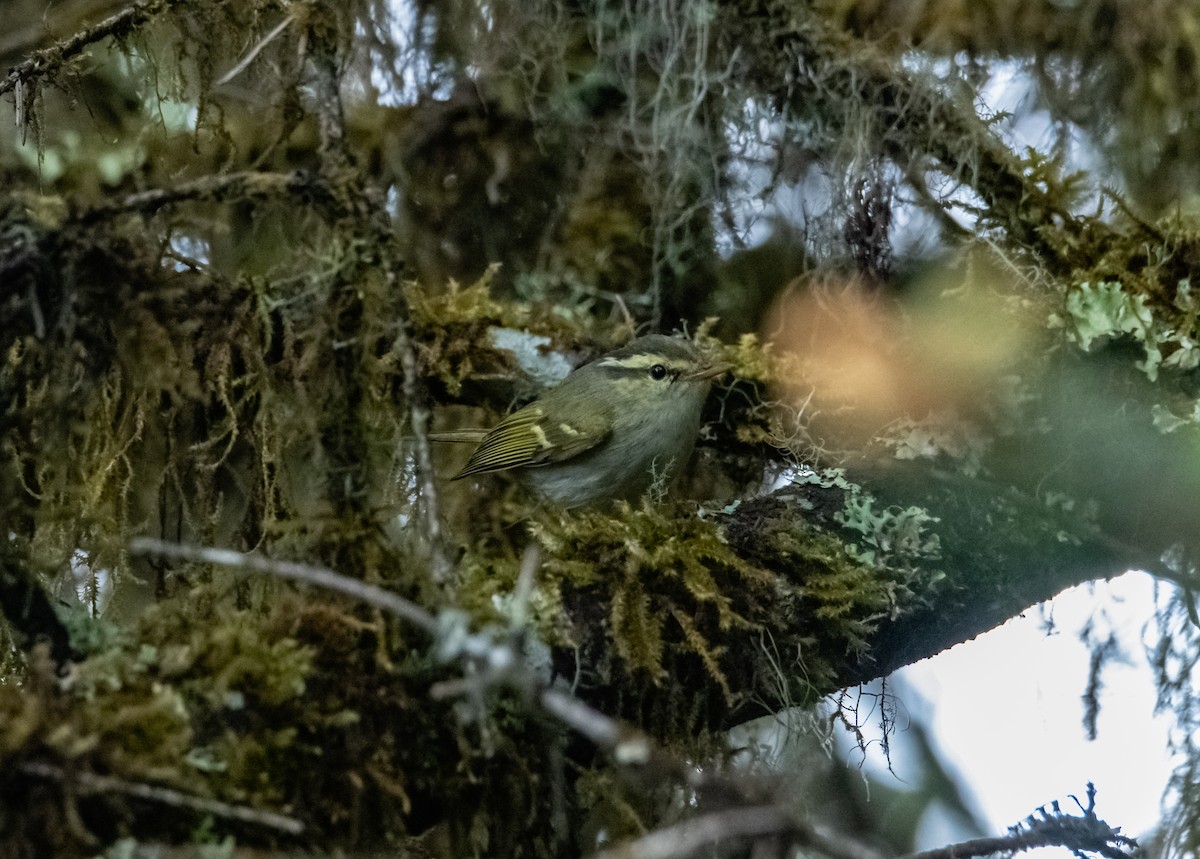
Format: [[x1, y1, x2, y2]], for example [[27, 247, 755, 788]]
[[454, 490, 919, 737], [0, 581, 430, 851], [534, 501, 776, 703]]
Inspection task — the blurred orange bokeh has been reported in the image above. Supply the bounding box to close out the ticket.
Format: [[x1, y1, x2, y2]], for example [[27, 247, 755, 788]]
[[765, 271, 1037, 440]]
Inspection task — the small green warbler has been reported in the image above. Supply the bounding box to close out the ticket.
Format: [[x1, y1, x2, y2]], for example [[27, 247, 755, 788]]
[[437, 335, 730, 506]]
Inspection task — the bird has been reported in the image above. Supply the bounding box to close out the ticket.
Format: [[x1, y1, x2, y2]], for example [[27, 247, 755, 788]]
[[433, 335, 731, 507]]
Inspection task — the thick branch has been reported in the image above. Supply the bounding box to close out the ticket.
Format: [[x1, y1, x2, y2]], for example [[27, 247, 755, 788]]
[[132, 538, 890, 859], [722, 462, 1135, 695]]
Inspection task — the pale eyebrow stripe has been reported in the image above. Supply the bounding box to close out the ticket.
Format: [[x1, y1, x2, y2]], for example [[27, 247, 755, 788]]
[[596, 355, 690, 371]]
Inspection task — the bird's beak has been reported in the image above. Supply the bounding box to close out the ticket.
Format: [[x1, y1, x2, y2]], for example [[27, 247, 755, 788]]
[[685, 362, 734, 382]]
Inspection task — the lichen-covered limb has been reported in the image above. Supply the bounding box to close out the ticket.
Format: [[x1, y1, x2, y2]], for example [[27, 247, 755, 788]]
[[719, 462, 1134, 698], [517, 459, 1129, 732]]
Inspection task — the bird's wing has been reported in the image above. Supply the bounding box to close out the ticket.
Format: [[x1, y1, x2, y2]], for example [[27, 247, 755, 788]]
[[452, 404, 611, 479]]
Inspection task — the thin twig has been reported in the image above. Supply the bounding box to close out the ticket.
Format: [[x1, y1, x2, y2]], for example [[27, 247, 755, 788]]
[[591, 806, 797, 859], [1, 0, 168, 98], [19, 761, 304, 835], [128, 537, 439, 636], [905, 783, 1136, 859], [509, 544, 541, 629], [539, 687, 644, 762], [215, 14, 296, 86], [546, 675, 886, 859], [905, 822, 1134, 859]]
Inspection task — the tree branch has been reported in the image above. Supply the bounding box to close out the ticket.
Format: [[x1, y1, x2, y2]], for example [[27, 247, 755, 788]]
[[727, 4, 1083, 267], [721, 463, 1137, 697], [905, 784, 1136, 859], [19, 760, 304, 836], [304, 8, 452, 584], [75, 170, 331, 223], [128, 538, 440, 637], [0, 0, 169, 98]]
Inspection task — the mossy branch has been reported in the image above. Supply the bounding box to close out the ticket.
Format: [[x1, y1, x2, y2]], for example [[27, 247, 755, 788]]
[[131, 537, 900, 859], [0, 0, 171, 98], [720, 462, 1135, 699], [727, 4, 1081, 266], [76, 170, 334, 223]]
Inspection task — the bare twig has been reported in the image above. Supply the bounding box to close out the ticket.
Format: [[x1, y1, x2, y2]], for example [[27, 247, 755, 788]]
[[1, 0, 168, 98], [591, 806, 796, 859], [539, 687, 648, 764], [215, 14, 296, 87], [509, 544, 541, 629], [128, 537, 440, 636], [905, 821, 1134, 859], [19, 760, 304, 835]]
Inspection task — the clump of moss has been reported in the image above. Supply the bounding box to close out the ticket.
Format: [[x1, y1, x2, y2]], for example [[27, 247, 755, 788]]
[[536, 500, 779, 703], [453, 471, 935, 731], [406, 265, 514, 398], [722, 472, 943, 694], [458, 499, 810, 736], [453, 496, 782, 719], [0, 579, 436, 854], [406, 266, 606, 402]]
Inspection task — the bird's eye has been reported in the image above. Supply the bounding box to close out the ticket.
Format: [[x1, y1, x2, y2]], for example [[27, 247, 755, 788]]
[[650, 364, 668, 380]]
